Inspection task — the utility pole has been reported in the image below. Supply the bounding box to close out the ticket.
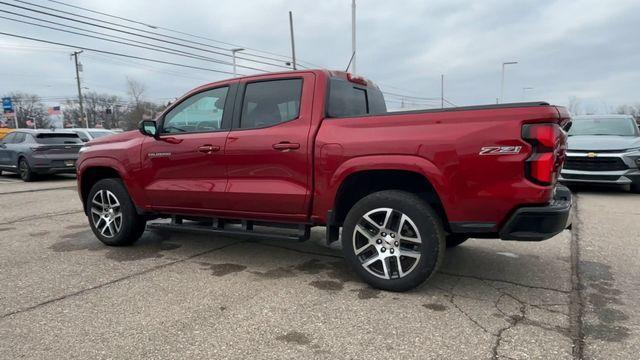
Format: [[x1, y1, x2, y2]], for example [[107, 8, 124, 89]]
[[499, 61, 518, 104], [351, 0, 356, 75], [231, 48, 244, 77], [289, 11, 297, 70], [71, 50, 87, 128], [441, 74, 444, 109]]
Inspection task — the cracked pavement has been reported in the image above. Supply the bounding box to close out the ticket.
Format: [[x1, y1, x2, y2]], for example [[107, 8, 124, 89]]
[[0, 175, 638, 359]]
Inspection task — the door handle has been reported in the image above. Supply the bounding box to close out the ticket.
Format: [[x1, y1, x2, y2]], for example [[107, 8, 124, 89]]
[[197, 144, 221, 154], [272, 142, 300, 151]]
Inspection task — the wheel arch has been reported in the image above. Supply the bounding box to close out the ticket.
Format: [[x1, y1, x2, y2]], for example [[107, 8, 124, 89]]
[[327, 155, 452, 232]]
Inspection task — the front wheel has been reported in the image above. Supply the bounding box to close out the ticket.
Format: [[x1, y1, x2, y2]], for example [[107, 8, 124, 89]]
[[342, 190, 445, 292], [87, 178, 146, 246]]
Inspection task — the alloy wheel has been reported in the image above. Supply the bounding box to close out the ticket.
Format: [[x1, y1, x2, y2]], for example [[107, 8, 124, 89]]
[[90, 190, 123, 238], [19, 160, 28, 179], [352, 207, 422, 279]]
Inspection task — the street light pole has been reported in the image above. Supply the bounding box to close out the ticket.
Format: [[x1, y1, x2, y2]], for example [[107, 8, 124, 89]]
[[289, 11, 297, 70], [351, 0, 356, 75], [441, 74, 444, 109], [500, 61, 518, 104], [71, 50, 87, 128], [231, 48, 244, 77]]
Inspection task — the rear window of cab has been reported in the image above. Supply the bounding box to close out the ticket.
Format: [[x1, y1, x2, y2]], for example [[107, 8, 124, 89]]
[[327, 78, 387, 118]]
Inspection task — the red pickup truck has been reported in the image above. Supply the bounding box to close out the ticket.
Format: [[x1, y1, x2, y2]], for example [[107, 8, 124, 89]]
[[76, 69, 571, 291]]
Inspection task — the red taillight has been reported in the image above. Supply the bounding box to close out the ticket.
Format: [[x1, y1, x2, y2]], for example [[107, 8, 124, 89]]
[[522, 123, 566, 186]]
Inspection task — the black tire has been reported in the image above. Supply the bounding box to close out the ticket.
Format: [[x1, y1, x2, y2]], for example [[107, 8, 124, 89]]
[[18, 157, 35, 182], [86, 178, 146, 246], [341, 190, 446, 292], [446, 235, 469, 248]]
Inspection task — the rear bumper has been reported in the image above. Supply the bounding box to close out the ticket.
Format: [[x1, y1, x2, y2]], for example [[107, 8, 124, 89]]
[[499, 185, 572, 241]]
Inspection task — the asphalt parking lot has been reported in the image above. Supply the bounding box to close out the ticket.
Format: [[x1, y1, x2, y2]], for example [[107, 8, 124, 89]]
[[0, 174, 638, 359]]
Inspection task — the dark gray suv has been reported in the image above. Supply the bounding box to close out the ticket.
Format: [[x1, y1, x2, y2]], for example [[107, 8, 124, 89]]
[[0, 129, 83, 181]]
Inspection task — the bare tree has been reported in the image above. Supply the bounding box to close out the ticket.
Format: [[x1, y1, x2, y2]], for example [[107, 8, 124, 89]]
[[2, 92, 49, 128], [126, 77, 145, 106], [567, 96, 582, 116], [616, 104, 640, 124], [64, 92, 123, 129], [124, 77, 162, 130]]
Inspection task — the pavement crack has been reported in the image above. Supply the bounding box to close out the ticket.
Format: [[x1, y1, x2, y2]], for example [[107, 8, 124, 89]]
[[0, 210, 85, 226], [568, 194, 585, 359], [492, 301, 526, 360], [445, 292, 494, 335], [0, 240, 244, 320], [0, 186, 77, 196], [439, 271, 570, 294], [437, 278, 495, 336]]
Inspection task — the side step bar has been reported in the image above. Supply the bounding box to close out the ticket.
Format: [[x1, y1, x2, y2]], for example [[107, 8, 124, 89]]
[[147, 216, 311, 242]]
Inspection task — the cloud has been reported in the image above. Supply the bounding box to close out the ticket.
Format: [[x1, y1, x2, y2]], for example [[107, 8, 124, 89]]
[[0, 0, 638, 111]]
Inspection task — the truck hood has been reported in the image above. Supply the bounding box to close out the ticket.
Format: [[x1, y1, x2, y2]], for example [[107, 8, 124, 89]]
[[86, 130, 140, 145], [567, 135, 640, 151]]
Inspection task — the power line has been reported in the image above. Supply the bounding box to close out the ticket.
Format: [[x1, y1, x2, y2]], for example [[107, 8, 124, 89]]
[[46, 0, 325, 69], [0, 1, 292, 70], [0, 31, 240, 76], [0, 13, 269, 73], [381, 91, 440, 101]]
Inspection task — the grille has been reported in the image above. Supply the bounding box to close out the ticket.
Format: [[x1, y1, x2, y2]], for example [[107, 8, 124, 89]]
[[563, 157, 628, 171]]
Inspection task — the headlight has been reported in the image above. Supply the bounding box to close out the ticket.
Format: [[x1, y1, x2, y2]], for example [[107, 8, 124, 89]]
[[78, 146, 89, 153], [626, 147, 640, 153]]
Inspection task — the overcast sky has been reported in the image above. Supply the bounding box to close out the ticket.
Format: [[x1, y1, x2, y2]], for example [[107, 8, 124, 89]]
[[1, 0, 639, 111]]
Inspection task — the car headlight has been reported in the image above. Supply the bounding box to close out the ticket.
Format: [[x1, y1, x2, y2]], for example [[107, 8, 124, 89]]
[[626, 147, 640, 153], [79, 145, 89, 153]]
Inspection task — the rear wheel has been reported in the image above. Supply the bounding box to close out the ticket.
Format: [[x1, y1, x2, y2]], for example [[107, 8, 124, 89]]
[[87, 178, 146, 246], [342, 190, 445, 292], [18, 158, 34, 182]]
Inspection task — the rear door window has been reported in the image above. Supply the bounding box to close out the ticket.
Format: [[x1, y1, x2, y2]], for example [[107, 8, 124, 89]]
[[239, 79, 303, 129]]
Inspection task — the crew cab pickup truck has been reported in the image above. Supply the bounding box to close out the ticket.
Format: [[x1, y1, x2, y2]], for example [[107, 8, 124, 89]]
[[77, 70, 571, 291]]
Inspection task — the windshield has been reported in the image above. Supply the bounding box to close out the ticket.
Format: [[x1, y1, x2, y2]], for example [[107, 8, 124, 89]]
[[568, 117, 639, 136], [35, 133, 82, 144], [88, 131, 113, 139]]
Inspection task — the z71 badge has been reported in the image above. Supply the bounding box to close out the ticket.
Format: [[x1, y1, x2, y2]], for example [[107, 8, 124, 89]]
[[479, 146, 522, 155]]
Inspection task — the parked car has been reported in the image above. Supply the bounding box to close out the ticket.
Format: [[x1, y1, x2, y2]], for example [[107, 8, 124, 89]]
[[76, 70, 571, 291], [560, 115, 640, 192], [69, 128, 117, 142], [0, 129, 83, 181]]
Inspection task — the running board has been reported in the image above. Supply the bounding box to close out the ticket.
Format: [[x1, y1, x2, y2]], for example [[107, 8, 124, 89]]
[[147, 216, 311, 242]]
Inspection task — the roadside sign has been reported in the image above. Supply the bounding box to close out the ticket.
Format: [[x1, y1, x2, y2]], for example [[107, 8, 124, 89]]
[[2, 97, 12, 111]]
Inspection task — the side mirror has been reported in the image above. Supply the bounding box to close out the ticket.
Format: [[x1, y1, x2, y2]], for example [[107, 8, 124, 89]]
[[138, 120, 157, 137]]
